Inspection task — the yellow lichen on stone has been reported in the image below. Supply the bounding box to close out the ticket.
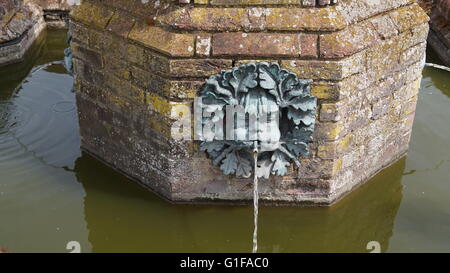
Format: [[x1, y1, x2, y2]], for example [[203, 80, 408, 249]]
[[157, 7, 246, 31], [148, 118, 172, 138], [266, 7, 347, 31], [146, 94, 191, 120], [282, 60, 343, 80], [316, 121, 344, 141], [147, 94, 173, 117], [129, 23, 195, 57], [235, 60, 279, 66], [318, 144, 336, 159], [332, 159, 343, 176], [389, 3, 429, 33], [210, 0, 298, 5], [337, 134, 353, 152], [162, 79, 204, 99], [145, 94, 193, 137], [311, 83, 339, 100], [108, 93, 132, 114], [70, 1, 114, 29]]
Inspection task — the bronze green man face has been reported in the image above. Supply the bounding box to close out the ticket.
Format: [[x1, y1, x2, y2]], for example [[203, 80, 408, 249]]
[[198, 62, 317, 178]]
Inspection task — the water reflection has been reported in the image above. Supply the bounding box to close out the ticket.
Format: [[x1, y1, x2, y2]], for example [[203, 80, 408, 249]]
[[424, 48, 450, 98], [75, 152, 404, 252], [0, 29, 67, 100], [261, 158, 405, 253], [0, 30, 88, 253]]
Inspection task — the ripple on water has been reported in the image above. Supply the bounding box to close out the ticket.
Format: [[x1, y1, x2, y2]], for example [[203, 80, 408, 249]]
[[52, 101, 76, 113], [0, 102, 25, 135], [0, 64, 80, 195]]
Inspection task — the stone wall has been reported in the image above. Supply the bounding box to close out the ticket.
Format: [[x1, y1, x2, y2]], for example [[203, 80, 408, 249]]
[[0, 0, 20, 21], [0, 0, 45, 65], [0, 0, 77, 65], [429, 0, 450, 65], [27, 0, 74, 28], [71, 0, 429, 205]]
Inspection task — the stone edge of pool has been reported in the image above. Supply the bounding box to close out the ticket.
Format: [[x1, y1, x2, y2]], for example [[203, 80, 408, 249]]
[[0, 0, 72, 66]]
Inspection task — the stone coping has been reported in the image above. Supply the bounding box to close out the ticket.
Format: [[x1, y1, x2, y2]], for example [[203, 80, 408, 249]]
[[71, 1, 428, 59], [26, 0, 74, 11], [1, 2, 37, 43], [1, 1, 72, 44], [0, 16, 45, 66], [192, 0, 337, 6], [0, 0, 75, 65], [0, 2, 45, 66]]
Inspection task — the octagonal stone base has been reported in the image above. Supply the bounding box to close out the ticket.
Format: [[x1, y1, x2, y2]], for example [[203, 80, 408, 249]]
[[71, 0, 429, 206]]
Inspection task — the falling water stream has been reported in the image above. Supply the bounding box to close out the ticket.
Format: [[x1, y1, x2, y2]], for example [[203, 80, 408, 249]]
[[252, 141, 259, 253]]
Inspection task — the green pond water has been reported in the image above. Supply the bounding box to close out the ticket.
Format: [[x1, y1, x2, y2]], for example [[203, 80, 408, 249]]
[[0, 30, 449, 253]]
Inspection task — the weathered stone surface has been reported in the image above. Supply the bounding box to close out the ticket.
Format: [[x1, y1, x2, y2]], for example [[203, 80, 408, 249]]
[[106, 11, 135, 38], [320, 20, 378, 59], [320, 4, 429, 59], [70, 1, 114, 30], [311, 82, 340, 101], [27, 0, 72, 11], [337, 0, 414, 25], [71, 0, 428, 206], [266, 7, 346, 31], [281, 51, 365, 80], [244, 7, 267, 31], [315, 121, 345, 141], [1, 0, 29, 43], [212, 32, 304, 57], [0, 1, 45, 65], [72, 43, 103, 68], [369, 14, 399, 40], [157, 7, 246, 31], [389, 4, 430, 33], [195, 34, 211, 56], [207, 0, 337, 6], [25, 0, 74, 29], [157, 5, 346, 32], [129, 22, 195, 57], [97, 0, 172, 19], [210, 0, 300, 5], [298, 33, 318, 58], [168, 59, 233, 78], [0, 0, 20, 23]]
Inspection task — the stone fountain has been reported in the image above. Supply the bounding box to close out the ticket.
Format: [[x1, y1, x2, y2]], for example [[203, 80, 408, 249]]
[[70, 0, 429, 205]]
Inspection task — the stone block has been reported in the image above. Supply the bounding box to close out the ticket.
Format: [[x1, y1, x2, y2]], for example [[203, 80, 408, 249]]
[[320, 20, 378, 59], [212, 32, 302, 57], [106, 11, 135, 38], [195, 34, 212, 57], [266, 7, 346, 31], [129, 22, 195, 57], [70, 1, 114, 30]]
